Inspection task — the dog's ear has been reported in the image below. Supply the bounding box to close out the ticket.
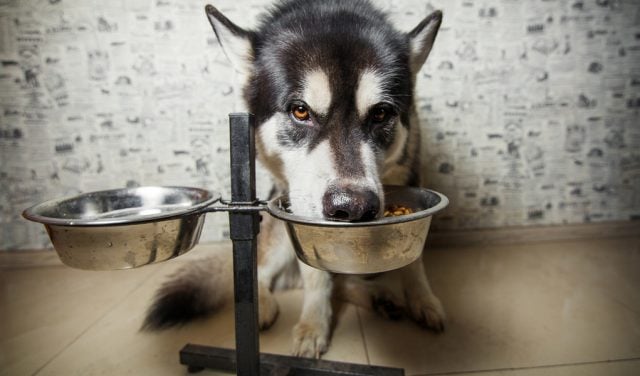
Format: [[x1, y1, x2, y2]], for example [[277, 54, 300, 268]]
[[408, 10, 443, 73], [205, 5, 253, 74]]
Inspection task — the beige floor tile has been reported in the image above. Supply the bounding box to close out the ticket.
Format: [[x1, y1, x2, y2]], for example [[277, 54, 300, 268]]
[[0, 263, 163, 376], [360, 237, 640, 375], [5, 237, 639, 375], [32, 257, 233, 376], [37, 245, 368, 375], [506, 359, 640, 376], [438, 359, 640, 376]]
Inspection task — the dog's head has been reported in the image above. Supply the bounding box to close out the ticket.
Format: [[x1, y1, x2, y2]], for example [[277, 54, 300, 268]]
[[206, 1, 441, 221]]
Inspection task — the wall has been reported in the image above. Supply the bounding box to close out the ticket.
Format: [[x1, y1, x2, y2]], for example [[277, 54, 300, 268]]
[[1, 0, 639, 250]]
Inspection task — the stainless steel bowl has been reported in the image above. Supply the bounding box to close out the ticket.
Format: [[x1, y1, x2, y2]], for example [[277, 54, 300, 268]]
[[23, 185, 448, 274], [267, 186, 448, 274], [22, 186, 217, 270]]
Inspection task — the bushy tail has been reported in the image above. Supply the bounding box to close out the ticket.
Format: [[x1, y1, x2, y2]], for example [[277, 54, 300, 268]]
[[141, 251, 233, 331]]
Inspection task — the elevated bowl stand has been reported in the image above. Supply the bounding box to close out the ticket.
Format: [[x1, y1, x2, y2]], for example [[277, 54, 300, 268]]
[[178, 113, 404, 375]]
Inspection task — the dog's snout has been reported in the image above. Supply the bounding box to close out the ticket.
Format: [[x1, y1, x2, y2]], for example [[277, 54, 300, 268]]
[[322, 186, 380, 222]]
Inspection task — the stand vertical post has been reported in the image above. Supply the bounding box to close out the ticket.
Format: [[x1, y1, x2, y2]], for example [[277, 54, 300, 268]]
[[228, 113, 260, 376]]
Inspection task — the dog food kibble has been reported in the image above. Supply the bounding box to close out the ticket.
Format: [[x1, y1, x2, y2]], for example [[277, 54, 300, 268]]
[[384, 205, 413, 217]]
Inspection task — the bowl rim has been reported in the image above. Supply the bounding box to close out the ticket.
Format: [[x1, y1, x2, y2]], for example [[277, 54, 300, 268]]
[[266, 186, 449, 227], [22, 186, 219, 227]]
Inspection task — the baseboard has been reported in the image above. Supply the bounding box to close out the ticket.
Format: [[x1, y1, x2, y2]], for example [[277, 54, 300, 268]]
[[426, 220, 640, 248]]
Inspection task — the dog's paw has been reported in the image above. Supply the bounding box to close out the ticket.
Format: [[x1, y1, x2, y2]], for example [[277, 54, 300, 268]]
[[291, 321, 329, 358], [258, 285, 279, 330], [407, 293, 446, 332]]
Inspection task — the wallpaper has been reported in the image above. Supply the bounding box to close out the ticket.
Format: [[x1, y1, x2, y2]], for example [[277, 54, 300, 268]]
[[1, 0, 639, 250]]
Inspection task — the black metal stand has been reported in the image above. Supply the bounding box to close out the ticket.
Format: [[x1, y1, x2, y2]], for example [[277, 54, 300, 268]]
[[180, 344, 404, 375], [179, 113, 404, 375]]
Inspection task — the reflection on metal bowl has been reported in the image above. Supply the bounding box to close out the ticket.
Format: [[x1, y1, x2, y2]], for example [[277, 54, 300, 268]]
[[22, 186, 216, 270]]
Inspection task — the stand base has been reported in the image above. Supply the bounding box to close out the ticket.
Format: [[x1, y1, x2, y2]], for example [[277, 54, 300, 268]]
[[180, 344, 404, 376]]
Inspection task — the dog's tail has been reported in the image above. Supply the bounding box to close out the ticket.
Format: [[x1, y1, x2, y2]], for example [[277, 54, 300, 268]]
[[141, 251, 234, 331]]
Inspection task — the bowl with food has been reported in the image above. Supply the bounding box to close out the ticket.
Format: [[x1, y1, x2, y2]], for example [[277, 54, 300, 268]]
[[267, 185, 448, 274]]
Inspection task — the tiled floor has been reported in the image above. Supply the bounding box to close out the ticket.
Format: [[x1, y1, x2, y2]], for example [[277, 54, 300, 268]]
[[1, 235, 639, 376]]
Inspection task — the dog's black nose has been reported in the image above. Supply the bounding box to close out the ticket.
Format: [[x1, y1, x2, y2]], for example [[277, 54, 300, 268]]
[[322, 186, 380, 222]]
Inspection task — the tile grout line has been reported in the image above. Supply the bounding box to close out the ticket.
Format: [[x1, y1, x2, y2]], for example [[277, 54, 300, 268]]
[[409, 356, 640, 376], [354, 306, 372, 365], [30, 265, 169, 376]]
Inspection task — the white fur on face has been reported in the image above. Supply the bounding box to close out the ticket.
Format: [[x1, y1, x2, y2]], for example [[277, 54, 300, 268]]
[[381, 121, 411, 185], [258, 118, 385, 219], [257, 115, 288, 185], [355, 69, 392, 118], [285, 140, 337, 217], [257, 114, 336, 217], [359, 142, 385, 213], [285, 141, 384, 219], [383, 121, 408, 169], [302, 69, 332, 115]]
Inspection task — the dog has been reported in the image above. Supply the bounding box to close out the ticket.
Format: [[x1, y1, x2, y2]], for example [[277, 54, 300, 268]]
[[142, 0, 444, 358]]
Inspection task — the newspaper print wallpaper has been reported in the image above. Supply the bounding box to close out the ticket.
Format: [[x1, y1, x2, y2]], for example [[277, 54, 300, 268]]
[[1, 0, 639, 250]]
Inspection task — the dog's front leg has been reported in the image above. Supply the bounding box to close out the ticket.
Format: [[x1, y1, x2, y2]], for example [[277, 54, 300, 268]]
[[292, 261, 333, 358], [256, 216, 298, 329], [400, 254, 446, 331]]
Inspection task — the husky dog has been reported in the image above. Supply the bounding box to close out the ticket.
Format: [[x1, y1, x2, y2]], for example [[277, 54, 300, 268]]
[[143, 0, 443, 358]]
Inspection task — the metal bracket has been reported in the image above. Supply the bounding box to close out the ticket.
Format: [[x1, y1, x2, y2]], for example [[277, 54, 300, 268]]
[[202, 202, 267, 213]]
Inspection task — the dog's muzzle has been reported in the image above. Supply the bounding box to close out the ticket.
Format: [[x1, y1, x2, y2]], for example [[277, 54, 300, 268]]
[[322, 185, 380, 222]]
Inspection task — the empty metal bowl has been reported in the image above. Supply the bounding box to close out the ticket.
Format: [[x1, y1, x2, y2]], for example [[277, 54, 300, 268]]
[[22, 186, 217, 270], [267, 186, 448, 274]]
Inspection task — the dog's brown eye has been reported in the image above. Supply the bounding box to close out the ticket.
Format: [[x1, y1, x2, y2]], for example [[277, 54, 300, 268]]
[[371, 107, 388, 123], [372, 108, 386, 122], [292, 105, 310, 121]]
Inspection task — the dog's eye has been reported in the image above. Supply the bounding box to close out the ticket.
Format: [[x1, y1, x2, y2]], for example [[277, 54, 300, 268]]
[[291, 105, 310, 122], [370, 105, 394, 124], [372, 108, 387, 122]]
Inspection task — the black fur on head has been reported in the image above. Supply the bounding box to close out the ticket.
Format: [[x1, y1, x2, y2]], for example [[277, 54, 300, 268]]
[[247, 0, 412, 125], [206, 0, 442, 131]]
